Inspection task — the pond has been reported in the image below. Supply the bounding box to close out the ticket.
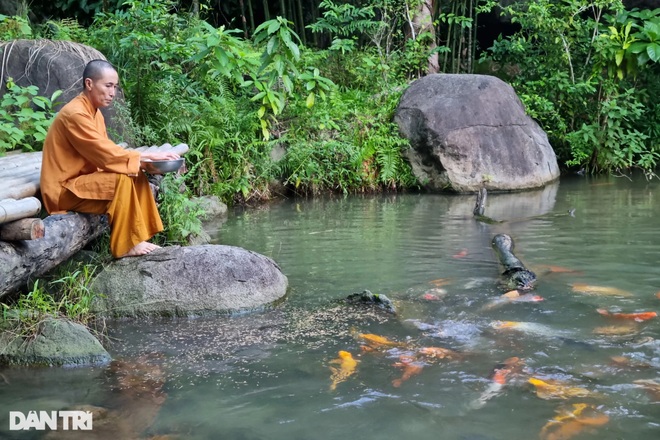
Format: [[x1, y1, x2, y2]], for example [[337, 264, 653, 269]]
[[1, 174, 659, 439]]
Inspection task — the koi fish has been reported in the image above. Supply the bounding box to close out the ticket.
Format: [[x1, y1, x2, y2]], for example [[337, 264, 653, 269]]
[[633, 379, 660, 401], [656, 291, 660, 299], [422, 288, 447, 301], [354, 331, 406, 349], [536, 265, 582, 274], [470, 357, 524, 409], [593, 323, 639, 336], [540, 403, 609, 440], [596, 309, 657, 322], [452, 249, 468, 259], [328, 350, 358, 391], [571, 283, 633, 297], [392, 355, 424, 387], [490, 321, 561, 338], [480, 291, 544, 311], [609, 356, 651, 369], [429, 278, 451, 287], [417, 346, 461, 361], [528, 377, 594, 400]]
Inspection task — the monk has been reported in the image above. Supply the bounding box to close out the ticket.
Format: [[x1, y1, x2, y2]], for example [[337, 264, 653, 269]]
[[40, 59, 179, 258]]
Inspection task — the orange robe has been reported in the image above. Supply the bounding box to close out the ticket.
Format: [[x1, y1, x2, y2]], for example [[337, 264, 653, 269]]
[[40, 93, 163, 257]]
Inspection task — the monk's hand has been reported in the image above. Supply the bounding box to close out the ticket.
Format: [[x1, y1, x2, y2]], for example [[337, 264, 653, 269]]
[[140, 151, 180, 161]]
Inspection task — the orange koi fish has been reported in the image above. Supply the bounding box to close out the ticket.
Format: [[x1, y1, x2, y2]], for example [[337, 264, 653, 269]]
[[656, 291, 660, 299], [480, 291, 544, 311], [490, 321, 562, 338], [328, 351, 358, 391], [536, 265, 582, 274], [452, 249, 468, 259], [571, 283, 633, 297], [354, 332, 406, 349], [540, 403, 609, 440], [429, 278, 451, 287], [392, 355, 424, 388], [596, 309, 657, 322], [470, 357, 524, 409], [528, 377, 595, 400]]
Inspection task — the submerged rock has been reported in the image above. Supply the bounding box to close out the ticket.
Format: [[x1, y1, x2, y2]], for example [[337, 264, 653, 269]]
[[91, 244, 288, 317], [0, 317, 110, 367], [344, 290, 397, 314]]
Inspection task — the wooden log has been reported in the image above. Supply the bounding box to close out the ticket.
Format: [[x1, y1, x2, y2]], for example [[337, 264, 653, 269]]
[[473, 187, 487, 216], [0, 218, 45, 240], [0, 197, 41, 224], [0, 213, 108, 298]]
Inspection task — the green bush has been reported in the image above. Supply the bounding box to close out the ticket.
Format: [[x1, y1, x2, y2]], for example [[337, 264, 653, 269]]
[[0, 78, 61, 154]]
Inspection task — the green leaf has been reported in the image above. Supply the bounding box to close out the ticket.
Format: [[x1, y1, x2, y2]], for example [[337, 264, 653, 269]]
[[267, 20, 280, 35], [648, 43, 660, 62], [615, 50, 624, 66], [306, 92, 315, 108]]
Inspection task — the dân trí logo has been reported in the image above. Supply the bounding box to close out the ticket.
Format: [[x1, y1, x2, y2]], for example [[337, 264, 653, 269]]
[[9, 411, 93, 431]]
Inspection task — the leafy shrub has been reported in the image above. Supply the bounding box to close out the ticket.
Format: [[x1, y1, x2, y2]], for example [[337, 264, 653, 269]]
[[0, 78, 61, 154]]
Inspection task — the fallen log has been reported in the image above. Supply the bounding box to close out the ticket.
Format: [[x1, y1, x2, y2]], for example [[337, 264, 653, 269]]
[[0, 197, 41, 224], [0, 218, 44, 240], [0, 213, 108, 298]]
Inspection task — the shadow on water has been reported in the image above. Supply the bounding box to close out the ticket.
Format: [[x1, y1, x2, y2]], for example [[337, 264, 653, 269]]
[[2, 176, 660, 440]]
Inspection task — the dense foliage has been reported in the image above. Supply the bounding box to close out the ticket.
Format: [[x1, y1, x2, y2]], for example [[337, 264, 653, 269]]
[[482, 0, 660, 174]]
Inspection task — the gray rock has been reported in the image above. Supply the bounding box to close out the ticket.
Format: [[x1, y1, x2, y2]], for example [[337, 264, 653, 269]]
[[91, 245, 288, 317], [0, 317, 110, 367], [195, 195, 228, 219], [394, 74, 560, 193], [0, 39, 130, 142]]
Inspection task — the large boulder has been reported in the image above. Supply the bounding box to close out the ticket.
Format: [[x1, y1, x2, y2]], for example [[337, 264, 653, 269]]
[[91, 245, 289, 317], [394, 74, 560, 193], [0, 317, 111, 367], [0, 39, 129, 142]]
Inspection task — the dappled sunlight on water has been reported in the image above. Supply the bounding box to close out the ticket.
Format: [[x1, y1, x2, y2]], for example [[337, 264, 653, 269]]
[[1, 175, 660, 439]]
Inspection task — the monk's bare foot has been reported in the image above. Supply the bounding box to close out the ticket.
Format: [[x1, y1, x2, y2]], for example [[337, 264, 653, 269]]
[[118, 241, 160, 258]]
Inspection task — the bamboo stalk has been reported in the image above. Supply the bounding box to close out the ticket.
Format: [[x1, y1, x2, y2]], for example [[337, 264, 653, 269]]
[[0, 182, 40, 200], [0, 167, 41, 181], [1, 173, 41, 188]]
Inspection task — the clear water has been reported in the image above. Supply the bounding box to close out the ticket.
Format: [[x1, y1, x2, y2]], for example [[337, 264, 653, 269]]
[[2, 175, 659, 439]]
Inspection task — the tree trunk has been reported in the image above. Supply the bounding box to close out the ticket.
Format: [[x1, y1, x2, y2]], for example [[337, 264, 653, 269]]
[[263, 0, 271, 21], [247, 0, 255, 36], [411, 0, 439, 75], [239, 0, 248, 38], [296, 0, 306, 45], [0, 213, 108, 298], [0, 218, 45, 241]]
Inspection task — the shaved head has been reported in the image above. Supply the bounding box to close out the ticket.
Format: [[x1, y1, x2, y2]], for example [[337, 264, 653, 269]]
[[81, 59, 117, 89]]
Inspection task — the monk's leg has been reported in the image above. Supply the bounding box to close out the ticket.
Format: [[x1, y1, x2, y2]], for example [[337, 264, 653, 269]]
[[107, 173, 164, 258]]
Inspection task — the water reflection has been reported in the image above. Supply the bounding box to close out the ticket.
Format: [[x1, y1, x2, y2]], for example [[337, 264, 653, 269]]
[[2, 176, 660, 440]]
